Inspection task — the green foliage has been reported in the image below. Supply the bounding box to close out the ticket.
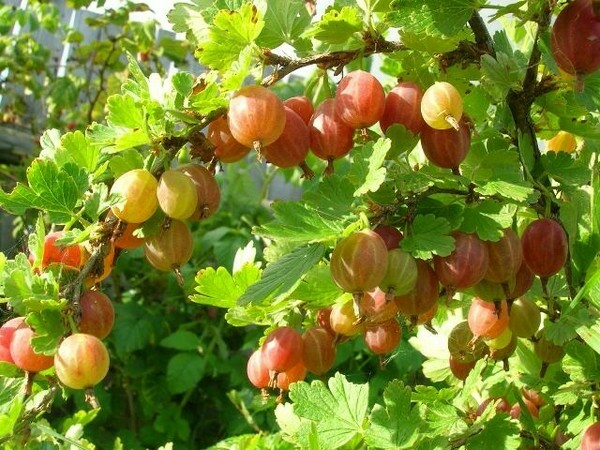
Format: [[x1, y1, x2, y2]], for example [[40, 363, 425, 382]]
[[0, 0, 599, 448]]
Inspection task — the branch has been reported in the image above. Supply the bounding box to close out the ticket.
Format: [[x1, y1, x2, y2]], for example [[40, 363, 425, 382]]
[[439, 11, 496, 69], [87, 36, 122, 124], [260, 35, 405, 86]]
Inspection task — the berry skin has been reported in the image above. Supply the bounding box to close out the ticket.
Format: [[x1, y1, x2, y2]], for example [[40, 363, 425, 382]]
[[380, 81, 425, 135], [110, 169, 158, 224], [54, 334, 110, 389], [10, 323, 54, 373], [334, 70, 386, 129], [0, 317, 25, 364], [261, 326, 303, 373], [521, 218, 567, 278], [421, 82, 463, 131]]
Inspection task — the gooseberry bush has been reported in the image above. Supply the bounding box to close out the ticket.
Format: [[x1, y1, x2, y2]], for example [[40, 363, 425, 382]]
[[0, 0, 600, 449]]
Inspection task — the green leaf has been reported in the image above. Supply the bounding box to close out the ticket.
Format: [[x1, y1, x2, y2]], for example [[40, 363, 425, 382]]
[[401, 214, 454, 259], [108, 149, 145, 178], [387, 0, 483, 39], [365, 380, 421, 449], [352, 138, 391, 197], [304, 6, 363, 45], [541, 152, 591, 186], [171, 72, 195, 98], [562, 340, 600, 383], [257, 0, 311, 48], [238, 244, 326, 305], [112, 303, 159, 357], [197, 3, 265, 70], [289, 373, 369, 450], [465, 414, 520, 450], [167, 0, 211, 44], [166, 353, 205, 394], [106, 94, 146, 129], [160, 330, 202, 351], [303, 174, 356, 219], [60, 131, 100, 172], [123, 53, 150, 101], [191, 264, 261, 307], [424, 402, 467, 436], [289, 264, 342, 308], [474, 180, 535, 202], [480, 53, 524, 96], [459, 201, 515, 241], [0, 160, 89, 223], [256, 202, 346, 244], [0, 378, 25, 438], [27, 309, 66, 355]]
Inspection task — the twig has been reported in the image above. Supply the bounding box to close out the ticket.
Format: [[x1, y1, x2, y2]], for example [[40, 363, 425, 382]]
[[260, 35, 405, 86]]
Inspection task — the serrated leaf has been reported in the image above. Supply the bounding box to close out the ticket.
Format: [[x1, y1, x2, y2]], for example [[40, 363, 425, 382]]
[[166, 353, 205, 394], [387, 0, 482, 39], [401, 214, 454, 259], [108, 149, 145, 178], [160, 330, 202, 351], [257, 0, 311, 48], [256, 202, 345, 243], [425, 402, 467, 436], [475, 180, 534, 202], [303, 174, 356, 219], [0, 160, 88, 223], [172, 72, 194, 97], [304, 6, 363, 45], [123, 53, 150, 101], [289, 264, 342, 308], [167, 0, 211, 44], [353, 139, 391, 197], [465, 414, 520, 450], [289, 373, 368, 450], [27, 309, 65, 355], [106, 94, 145, 129], [480, 53, 524, 95], [191, 263, 261, 307], [112, 303, 158, 357], [238, 244, 326, 305], [197, 3, 264, 70], [562, 340, 600, 383], [541, 152, 591, 186], [459, 201, 515, 241], [365, 380, 421, 449]]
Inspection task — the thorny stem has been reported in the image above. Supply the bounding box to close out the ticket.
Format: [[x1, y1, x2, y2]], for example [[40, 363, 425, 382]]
[[260, 36, 405, 86]]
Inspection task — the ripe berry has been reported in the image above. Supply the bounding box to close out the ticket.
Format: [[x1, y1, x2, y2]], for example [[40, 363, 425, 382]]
[[334, 70, 385, 129], [227, 85, 286, 152], [379, 249, 418, 298], [421, 82, 463, 130], [110, 169, 158, 223], [521, 218, 568, 278], [363, 319, 401, 355], [360, 289, 399, 324], [302, 327, 336, 375], [283, 96, 314, 125], [484, 228, 523, 284], [36, 231, 82, 269], [448, 321, 488, 363], [309, 98, 355, 174], [330, 230, 389, 295], [144, 220, 193, 275], [420, 118, 471, 170], [262, 107, 313, 178], [580, 422, 600, 450], [261, 326, 303, 373], [449, 355, 475, 380], [394, 260, 439, 316], [176, 164, 221, 220], [551, 0, 600, 79], [10, 323, 54, 372], [0, 317, 25, 364], [433, 232, 489, 291], [113, 222, 144, 250], [54, 334, 110, 389], [78, 290, 115, 340], [246, 349, 270, 389], [207, 115, 250, 163], [545, 130, 577, 153], [330, 301, 363, 336], [379, 81, 425, 135], [468, 297, 509, 340], [276, 360, 307, 391], [373, 225, 403, 250]]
